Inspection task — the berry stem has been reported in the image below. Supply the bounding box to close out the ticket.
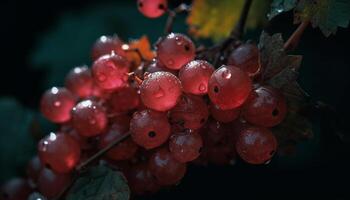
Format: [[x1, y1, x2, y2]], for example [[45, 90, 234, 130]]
[[164, 3, 191, 34], [76, 131, 131, 171], [283, 20, 309, 51], [230, 0, 253, 39]]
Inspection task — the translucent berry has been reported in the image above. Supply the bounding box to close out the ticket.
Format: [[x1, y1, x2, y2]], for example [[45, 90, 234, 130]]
[[157, 33, 195, 70], [209, 102, 240, 123], [130, 110, 170, 149], [91, 35, 125, 61], [227, 43, 260, 76], [140, 71, 182, 111], [109, 114, 132, 134], [236, 126, 277, 164], [146, 59, 177, 75], [92, 53, 130, 90], [169, 131, 203, 163], [170, 95, 209, 130], [137, 0, 167, 18], [148, 148, 187, 186], [28, 192, 47, 200], [37, 168, 71, 199], [38, 133, 81, 173], [99, 123, 138, 161], [65, 66, 94, 98], [26, 156, 43, 183], [108, 86, 140, 113], [127, 163, 160, 195], [208, 65, 252, 110], [178, 60, 215, 95], [40, 87, 76, 123], [242, 86, 287, 127], [71, 100, 108, 137], [1, 178, 32, 200], [67, 128, 94, 150]]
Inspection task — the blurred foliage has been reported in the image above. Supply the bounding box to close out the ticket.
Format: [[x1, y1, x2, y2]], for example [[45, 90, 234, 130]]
[[187, 0, 270, 41], [125, 35, 155, 68]]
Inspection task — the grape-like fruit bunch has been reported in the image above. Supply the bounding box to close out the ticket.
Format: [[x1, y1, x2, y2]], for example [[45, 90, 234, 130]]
[[1, 1, 289, 199]]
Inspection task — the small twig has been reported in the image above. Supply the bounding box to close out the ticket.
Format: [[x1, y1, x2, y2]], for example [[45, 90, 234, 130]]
[[53, 174, 78, 200], [284, 20, 310, 51], [164, 3, 191, 34], [230, 0, 253, 39]]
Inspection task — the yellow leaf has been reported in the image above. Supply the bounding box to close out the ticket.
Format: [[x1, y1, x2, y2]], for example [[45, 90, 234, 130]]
[[124, 35, 155, 67]]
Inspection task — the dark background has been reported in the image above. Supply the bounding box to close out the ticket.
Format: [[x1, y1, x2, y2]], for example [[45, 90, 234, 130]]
[[1, 0, 350, 199]]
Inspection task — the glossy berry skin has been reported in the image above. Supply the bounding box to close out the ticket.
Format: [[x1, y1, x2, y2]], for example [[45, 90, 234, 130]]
[[65, 66, 94, 98], [127, 163, 160, 195], [146, 59, 177, 75], [148, 148, 187, 186], [91, 35, 125, 61], [236, 127, 277, 164], [71, 100, 108, 137], [130, 110, 170, 149], [208, 65, 252, 110], [169, 131, 203, 163], [38, 133, 81, 173], [26, 156, 43, 183], [137, 0, 167, 18], [170, 95, 209, 130], [28, 192, 47, 200], [179, 60, 215, 95], [108, 86, 140, 113], [242, 86, 287, 127], [99, 123, 138, 161], [227, 43, 260, 77], [110, 114, 132, 134], [210, 102, 240, 123], [1, 178, 32, 200], [140, 71, 182, 111], [92, 53, 130, 90], [40, 87, 76, 123], [157, 33, 196, 70], [37, 168, 71, 199]]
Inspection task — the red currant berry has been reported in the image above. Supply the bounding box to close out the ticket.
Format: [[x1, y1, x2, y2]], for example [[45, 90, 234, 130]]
[[227, 43, 261, 76], [38, 133, 81, 173], [130, 110, 170, 149], [71, 100, 108, 137], [67, 128, 94, 150], [109, 114, 132, 134], [148, 148, 187, 186], [146, 59, 177, 75], [37, 168, 71, 199], [207, 144, 236, 166], [65, 66, 94, 98], [137, 0, 168, 18], [28, 192, 47, 200], [209, 102, 240, 123], [140, 71, 182, 111], [242, 86, 287, 127], [99, 123, 138, 161], [127, 163, 160, 195], [157, 33, 195, 70], [208, 65, 252, 110], [236, 126, 277, 164], [26, 156, 43, 183], [169, 131, 203, 163], [108, 86, 140, 113], [92, 53, 130, 90], [40, 87, 76, 123], [91, 35, 125, 61], [170, 95, 209, 130], [178, 60, 215, 95], [1, 178, 32, 200]]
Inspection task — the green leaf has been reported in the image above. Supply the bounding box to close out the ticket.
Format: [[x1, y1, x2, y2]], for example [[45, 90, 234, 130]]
[[0, 98, 36, 182], [66, 166, 130, 200], [268, 0, 297, 20]]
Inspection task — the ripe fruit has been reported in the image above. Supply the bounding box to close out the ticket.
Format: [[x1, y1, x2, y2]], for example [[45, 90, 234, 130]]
[[38, 133, 81, 173], [236, 126, 277, 164], [130, 110, 170, 149], [137, 0, 168, 18], [92, 53, 130, 90], [210, 102, 240, 123], [99, 123, 138, 161], [178, 60, 215, 95], [1, 178, 32, 200], [40, 87, 76, 123], [140, 71, 182, 111], [208, 65, 252, 110], [127, 163, 160, 195], [37, 168, 71, 199], [227, 43, 261, 76], [65, 66, 94, 98], [148, 148, 187, 186], [169, 131, 203, 163], [157, 33, 195, 70], [26, 156, 43, 183], [108, 86, 140, 113], [170, 95, 209, 130], [71, 100, 107, 137], [91, 35, 125, 61], [146, 59, 177, 75], [242, 86, 287, 127]]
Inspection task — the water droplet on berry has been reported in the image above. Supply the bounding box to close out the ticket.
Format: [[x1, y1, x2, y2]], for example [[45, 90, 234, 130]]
[[198, 83, 206, 92], [97, 73, 107, 82], [221, 69, 232, 79], [54, 101, 61, 107], [167, 59, 174, 66], [89, 118, 96, 124], [153, 88, 165, 98]]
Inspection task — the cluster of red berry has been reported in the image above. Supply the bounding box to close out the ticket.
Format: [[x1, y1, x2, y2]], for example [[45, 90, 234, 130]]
[[1, 0, 288, 199]]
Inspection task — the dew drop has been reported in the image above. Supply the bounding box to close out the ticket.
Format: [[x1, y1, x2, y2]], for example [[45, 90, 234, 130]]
[[167, 59, 174, 66], [153, 87, 165, 98], [222, 69, 232, 79], [54, 101, 61, 107], [89, 118, 96, 125], [97, 73, 107, 82], [198, 83, 206, 92]]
